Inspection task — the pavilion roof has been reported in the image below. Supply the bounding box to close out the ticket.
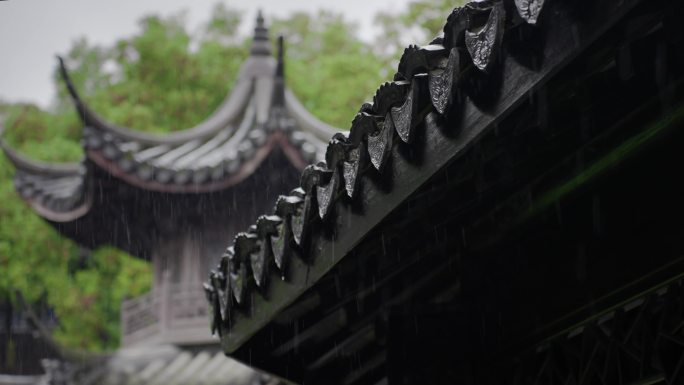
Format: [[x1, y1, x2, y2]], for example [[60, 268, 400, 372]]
[[1, 13, 339, 222]]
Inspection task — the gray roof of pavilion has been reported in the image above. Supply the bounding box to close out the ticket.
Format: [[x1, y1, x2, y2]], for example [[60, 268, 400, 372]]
[[0, 13, 339, 222], [0, 140, 89, 222]]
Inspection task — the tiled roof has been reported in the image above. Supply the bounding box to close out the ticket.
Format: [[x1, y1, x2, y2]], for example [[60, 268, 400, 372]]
[[0, 138, 89, 222], [0, 15, 340, 222]]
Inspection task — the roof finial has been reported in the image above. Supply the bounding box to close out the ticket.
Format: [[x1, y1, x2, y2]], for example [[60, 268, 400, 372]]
[[250, 10, 271, 56], [276, 36, 284, 78], [257, 9, 265, 28], [272, 35, 286, 107]]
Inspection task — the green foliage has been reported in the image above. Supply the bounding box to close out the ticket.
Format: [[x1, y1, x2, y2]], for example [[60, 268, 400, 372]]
[[53, 12, 248, 134], [3, 104, 82, 162], [204, 3, 243, 42], [401, 0, 463, 38], [0, 150, 152, 350], [375, 0, 467, 57], [1, 0, 463, 351], [0, 6, 252, 351], [271, 11, 391, 128]]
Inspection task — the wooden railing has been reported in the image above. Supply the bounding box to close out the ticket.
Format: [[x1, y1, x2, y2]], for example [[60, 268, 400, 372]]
[[121, 277, 212, 346], [121, 292, 160, 341]]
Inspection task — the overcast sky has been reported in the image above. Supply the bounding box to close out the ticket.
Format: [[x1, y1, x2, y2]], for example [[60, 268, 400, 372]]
[[0, 0, 410, 108]]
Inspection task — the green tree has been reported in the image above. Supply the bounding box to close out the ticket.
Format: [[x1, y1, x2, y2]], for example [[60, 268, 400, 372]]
[[375, 0, 467, 59], [271, 10, 390, 128], [53, 9, 248, 135], [0, 7, 251, 350]]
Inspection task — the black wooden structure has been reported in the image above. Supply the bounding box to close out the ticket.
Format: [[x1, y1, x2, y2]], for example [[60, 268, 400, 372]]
[[204, 0, 684, 384]]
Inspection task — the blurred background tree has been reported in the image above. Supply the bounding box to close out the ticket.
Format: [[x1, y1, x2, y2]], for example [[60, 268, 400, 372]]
[[0, 0, 463, 351], [270, 10, 389, 128]]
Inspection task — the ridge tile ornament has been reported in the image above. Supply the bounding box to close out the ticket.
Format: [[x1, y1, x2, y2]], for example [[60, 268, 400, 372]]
[[429, 48, 462, 116], [397, 45, 446, 81], [343, 147, 362, 198], [367, 113, 395, 171], [253, 215, 282, 287], [464, 0, 506, 72], [515, 0, 545, 24], [226, 243, 248, 305], [316, 170, 339, 219], [391, 74, 429, 143], [210, 270, 229, 322], [372, 81, 410, 116], [270, 223, 288, 274]]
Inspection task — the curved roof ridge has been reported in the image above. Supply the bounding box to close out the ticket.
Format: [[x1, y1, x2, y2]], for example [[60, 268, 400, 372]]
[[284, 90, 341, 142], [5, 13, 344, 198], [1, 124, 90, 222], [59, 56, 254, 146], [57, 12, 288, 147], [0, 131, 83, 176]]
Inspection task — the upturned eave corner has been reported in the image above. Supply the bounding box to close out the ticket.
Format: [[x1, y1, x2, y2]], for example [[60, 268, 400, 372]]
[[53, 16, 340, 194]]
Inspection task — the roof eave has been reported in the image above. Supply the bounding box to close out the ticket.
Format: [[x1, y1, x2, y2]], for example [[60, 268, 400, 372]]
[[0, 136, 83, 177], [205, 0, 645, 356]]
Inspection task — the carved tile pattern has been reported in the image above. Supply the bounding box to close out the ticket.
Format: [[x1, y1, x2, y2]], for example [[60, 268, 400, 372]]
[[343, 148, 361, 198], [250, 239, 267, 287], [465, 1, 505, 72], [271, 222, 287, 271], [391, 81, 416, 143], [515, 0, 545, 25], [367, 114, 395, 171], [316, 169, 340, 220], [429, 48, 460, 115]]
